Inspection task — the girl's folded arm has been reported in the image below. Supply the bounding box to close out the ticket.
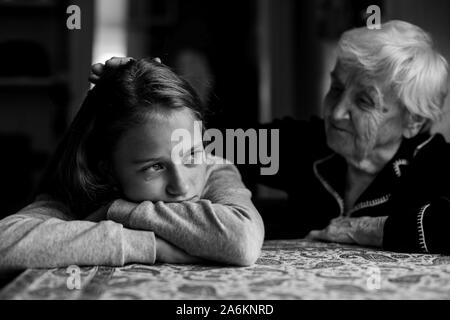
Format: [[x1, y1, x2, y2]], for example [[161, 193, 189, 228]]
[[0, 198, 156, 272], [108, 161, 265, 266]]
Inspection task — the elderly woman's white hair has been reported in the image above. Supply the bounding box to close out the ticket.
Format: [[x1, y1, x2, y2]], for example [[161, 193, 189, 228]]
[[337, 20, 449, 128]]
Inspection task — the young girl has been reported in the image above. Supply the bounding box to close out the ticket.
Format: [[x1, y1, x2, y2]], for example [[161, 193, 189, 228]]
[[0, 58, 264, 271]]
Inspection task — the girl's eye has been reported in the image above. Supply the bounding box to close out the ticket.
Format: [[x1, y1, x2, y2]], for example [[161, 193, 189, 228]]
[[143, 163, 165, 173]]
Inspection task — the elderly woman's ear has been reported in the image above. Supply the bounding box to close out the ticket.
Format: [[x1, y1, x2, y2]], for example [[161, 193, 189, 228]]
[[402, 113, 427, 138]]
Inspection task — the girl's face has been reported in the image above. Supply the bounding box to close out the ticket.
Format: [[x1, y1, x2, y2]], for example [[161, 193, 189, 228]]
[[111, 108, 207, 203]]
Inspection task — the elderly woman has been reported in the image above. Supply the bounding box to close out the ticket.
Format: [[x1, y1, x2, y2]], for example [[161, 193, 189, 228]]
[[254, 20, 450, 254], [90, 20, 450, 254]]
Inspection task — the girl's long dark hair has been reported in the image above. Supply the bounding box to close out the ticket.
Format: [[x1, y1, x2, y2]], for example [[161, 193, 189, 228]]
[[36, 58, 204, 217]]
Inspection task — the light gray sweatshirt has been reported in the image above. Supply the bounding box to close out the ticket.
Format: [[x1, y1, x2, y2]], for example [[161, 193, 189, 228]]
[[0, 157, 264, 272]]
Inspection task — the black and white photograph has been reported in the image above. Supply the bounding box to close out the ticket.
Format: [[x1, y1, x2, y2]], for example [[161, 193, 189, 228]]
[[0, 0, 450, 312]]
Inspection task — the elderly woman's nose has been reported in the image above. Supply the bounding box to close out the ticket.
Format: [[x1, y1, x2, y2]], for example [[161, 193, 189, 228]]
[[331, 94, 351, 120], [166, 166, 190, 197]]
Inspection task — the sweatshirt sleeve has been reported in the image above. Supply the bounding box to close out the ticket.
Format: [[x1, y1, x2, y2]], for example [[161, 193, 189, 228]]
[[0, 197, 156, 272], [382, 135, 450, 255], [107, 157, 265, 266], [383, 196, 450, 254]]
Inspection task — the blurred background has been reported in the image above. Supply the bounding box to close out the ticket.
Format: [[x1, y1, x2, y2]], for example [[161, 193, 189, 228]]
[[1, 0, 450, 219]]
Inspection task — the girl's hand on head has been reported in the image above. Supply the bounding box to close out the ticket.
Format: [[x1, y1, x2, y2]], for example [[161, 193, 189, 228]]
[[88, 57, 162, 84], [88, 63, 105, 84], [155, 236, 203, 264]]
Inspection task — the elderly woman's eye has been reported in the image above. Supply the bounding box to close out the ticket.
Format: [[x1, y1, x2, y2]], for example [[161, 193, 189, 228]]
[[356, 94, 374, 109], [184, 150, 204, 166], [329, 84, 343, 96]]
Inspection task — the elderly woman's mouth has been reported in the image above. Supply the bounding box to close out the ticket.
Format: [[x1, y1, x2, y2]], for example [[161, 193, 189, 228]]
[[330, 122, 351, 134]]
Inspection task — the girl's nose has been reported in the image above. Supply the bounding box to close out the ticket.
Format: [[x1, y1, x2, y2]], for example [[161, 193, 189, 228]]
[[166, 166, 189, 197]]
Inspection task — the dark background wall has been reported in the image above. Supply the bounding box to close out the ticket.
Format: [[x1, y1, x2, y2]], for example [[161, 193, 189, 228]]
[[0, 0, 93, 217]]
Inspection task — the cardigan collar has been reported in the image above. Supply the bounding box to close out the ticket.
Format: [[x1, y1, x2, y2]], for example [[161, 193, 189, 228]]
[[313, 132, 435, 217]]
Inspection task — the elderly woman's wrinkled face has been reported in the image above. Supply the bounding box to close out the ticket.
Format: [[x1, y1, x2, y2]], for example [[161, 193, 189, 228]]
[[323, 63, 406, 171]]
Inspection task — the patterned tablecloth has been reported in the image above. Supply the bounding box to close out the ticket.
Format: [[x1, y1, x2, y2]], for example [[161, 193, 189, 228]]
[[1, 239, 450, 300]]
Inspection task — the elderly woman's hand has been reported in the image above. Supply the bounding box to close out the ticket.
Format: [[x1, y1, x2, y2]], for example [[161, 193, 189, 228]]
[[89, 56, 161, 84], [306, 216, 388, 247]]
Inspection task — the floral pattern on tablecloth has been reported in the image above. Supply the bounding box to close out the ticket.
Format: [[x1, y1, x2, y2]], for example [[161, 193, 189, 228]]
[[2, 239, 450, 300]]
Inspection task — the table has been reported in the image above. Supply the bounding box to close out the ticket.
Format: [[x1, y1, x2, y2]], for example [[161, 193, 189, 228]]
[[1, 239, 450, 300]]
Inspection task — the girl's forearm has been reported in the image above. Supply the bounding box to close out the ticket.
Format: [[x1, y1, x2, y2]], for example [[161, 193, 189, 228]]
[[0, 201, 156, 271], [107, 198, 264, 266]]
